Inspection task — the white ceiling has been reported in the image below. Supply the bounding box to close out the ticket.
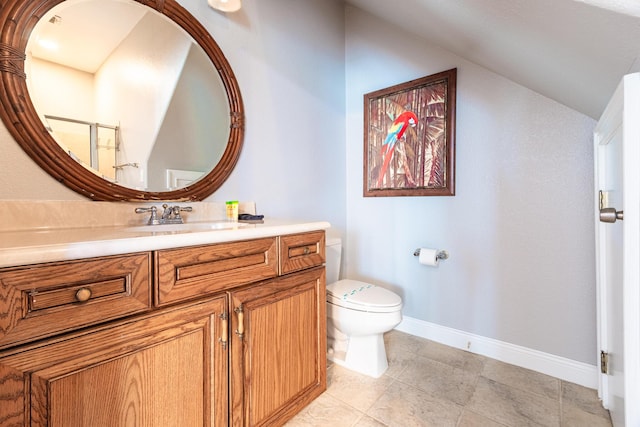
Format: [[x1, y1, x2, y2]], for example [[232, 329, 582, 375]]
[[343, 0, 640, 119], [29, 1, 146, 74]]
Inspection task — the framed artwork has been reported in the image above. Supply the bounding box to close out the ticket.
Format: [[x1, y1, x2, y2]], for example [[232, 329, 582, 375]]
[[363, 68, 456, 197]]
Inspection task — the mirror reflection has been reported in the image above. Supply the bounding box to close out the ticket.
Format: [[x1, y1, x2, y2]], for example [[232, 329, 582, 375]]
[[26, 0, 230, 191]]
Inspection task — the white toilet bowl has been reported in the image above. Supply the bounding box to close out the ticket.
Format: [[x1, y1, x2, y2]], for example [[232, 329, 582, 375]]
[[326, 279, 402, 378]]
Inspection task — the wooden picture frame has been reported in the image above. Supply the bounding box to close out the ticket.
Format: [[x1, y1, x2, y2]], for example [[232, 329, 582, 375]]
[[363, 68, 456, 197]]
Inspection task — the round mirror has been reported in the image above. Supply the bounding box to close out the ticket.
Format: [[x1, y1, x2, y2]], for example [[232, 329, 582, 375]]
[[0, 0, 244, 201]]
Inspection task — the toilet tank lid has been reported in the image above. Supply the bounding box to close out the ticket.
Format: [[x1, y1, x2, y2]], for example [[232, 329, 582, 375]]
[[327, 279, 402, 311], [326, 236, 341, 246]]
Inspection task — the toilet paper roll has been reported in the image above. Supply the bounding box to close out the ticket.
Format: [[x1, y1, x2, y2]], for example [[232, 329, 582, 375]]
[[418, 248, 440, 267]]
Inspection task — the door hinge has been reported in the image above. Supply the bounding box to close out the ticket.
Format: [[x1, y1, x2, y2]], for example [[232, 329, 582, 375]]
[[600, 350, 609, 374]]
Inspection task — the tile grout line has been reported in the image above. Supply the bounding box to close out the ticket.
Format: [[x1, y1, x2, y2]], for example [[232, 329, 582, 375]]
[[559, 381, 564, 426]]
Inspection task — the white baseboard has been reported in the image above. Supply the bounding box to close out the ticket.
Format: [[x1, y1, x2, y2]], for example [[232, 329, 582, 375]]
[[395, 316, 599, 389]]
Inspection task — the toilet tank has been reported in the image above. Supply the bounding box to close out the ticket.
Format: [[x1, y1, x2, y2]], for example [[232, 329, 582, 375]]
[[325, 237, 342, 285]]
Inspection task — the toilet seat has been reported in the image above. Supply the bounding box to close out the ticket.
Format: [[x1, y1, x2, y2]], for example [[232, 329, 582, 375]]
[[327, 279, 402, 313]]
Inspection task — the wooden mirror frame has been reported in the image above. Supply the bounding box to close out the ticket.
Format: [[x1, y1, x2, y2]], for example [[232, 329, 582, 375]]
[[0, 0, 244, 201]]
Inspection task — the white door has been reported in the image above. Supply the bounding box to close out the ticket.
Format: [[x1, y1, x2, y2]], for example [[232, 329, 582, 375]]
[[595, 73, 640, 427]]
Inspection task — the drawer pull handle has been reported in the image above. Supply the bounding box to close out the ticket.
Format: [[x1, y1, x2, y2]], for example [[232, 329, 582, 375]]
[[304, 247, 310, 255], [75, 288, 92, 302], [220, 312, 228, 349], [235, 305, 244, 340]]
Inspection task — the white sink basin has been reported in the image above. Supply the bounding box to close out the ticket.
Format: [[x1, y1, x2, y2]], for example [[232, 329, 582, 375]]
[[125, 221, 250, 233]]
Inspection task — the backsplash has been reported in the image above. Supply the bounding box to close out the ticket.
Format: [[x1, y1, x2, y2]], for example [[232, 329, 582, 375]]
[[1, 200, 256, 232]]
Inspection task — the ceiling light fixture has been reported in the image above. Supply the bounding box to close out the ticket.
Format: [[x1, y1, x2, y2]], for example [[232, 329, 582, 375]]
[[208, 0, 241, 12], [37, 38, 59, 51]]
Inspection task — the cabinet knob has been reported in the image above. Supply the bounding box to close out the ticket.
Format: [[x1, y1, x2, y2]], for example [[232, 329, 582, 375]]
[[75, 288, 92, 302]]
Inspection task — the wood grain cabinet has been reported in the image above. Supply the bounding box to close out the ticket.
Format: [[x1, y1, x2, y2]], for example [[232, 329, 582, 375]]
[[230, 267, 326, 426], [0, 252, 152, 350], [0, 296, 229, 426], [0, 230, 326, 427], [155, 237, 279, 307]]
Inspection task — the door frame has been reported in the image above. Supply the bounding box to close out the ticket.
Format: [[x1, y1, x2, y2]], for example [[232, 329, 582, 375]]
[[594, 72, 640, 425]]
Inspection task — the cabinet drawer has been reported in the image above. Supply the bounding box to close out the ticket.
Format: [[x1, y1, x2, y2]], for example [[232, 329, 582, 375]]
[[155, 237, 278, 306], [0, 252, 152, 350], [279, 231, 326, 275]]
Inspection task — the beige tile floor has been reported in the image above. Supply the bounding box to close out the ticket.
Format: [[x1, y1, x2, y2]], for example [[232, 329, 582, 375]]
[[286, 330, 612, 427]]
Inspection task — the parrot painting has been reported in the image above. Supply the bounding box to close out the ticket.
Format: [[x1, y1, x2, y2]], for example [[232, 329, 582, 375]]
[[376, 110, 418, 187]]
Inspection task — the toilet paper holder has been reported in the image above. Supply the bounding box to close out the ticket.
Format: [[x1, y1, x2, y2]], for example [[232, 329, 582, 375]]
[[413, 248, 449, 260]]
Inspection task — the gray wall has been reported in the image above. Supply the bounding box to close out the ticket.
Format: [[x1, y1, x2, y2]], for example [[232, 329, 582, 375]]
[[197, 0, 347, 234], [344, 7, 597, 364], [147, 45, 228, 191]]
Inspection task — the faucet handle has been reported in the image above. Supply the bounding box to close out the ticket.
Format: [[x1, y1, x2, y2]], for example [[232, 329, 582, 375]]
[[134, 206, 160, 225], [171, 205, 193, 221]]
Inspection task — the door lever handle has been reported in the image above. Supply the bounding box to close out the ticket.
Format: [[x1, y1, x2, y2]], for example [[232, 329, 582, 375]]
[[600, 207, 624, 223]]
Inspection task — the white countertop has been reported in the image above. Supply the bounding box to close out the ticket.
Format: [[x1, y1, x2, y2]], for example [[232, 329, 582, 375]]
[[0, 219, 331, 268]]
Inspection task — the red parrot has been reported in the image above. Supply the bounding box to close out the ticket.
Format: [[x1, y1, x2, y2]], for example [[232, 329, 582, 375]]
[[376, 110, 418, 187]]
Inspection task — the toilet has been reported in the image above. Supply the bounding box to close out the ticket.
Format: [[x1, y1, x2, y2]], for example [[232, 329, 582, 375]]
[[325, 237, 402, 378]]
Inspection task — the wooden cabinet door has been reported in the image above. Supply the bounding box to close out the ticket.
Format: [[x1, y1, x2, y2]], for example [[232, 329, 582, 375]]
[[0, 297, 229, 427], [229, 267, 326, 427]]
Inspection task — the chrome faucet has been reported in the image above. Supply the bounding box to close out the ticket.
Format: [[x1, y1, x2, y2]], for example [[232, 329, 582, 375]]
[[161, 204, 173, 221], [135, 204, 193, 225]]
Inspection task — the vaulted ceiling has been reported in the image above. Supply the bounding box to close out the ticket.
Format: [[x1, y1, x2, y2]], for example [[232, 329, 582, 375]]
[[344, 0, 640, 119]]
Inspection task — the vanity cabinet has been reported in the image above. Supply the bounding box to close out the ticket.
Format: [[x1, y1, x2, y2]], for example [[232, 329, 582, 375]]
[[155, 231, 326, 426], [229, 267, 326, 426], [0, 296, 229, 426], [0, 230, 326, 427]]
